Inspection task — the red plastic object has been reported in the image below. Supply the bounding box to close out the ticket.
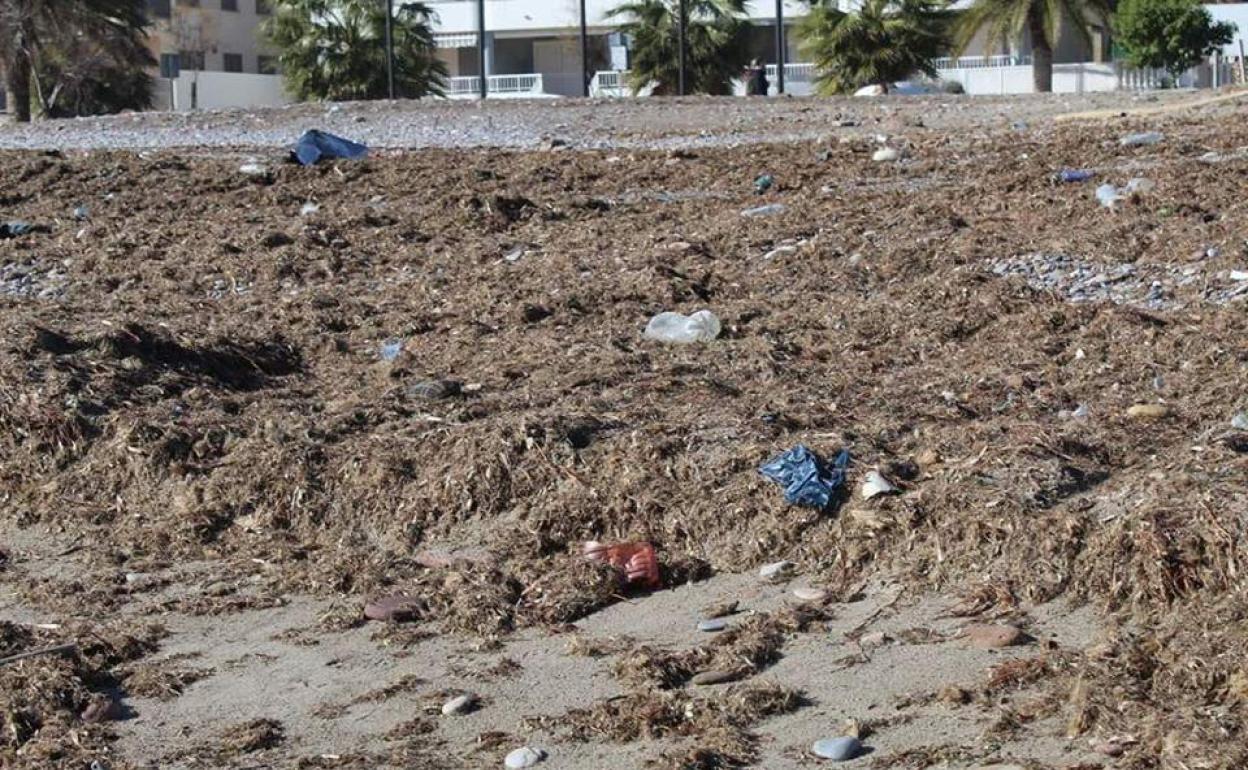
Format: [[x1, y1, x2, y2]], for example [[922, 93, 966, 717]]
[[582, 541, 661, 590]]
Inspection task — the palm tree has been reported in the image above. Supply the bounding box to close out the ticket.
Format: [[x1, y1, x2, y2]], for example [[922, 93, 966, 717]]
[[954, 0, 1112, 92], [264, 0, 447, 102], [606, 0, 750, 96], [0, 0, 149, 123], [799, 0, 951, 95]]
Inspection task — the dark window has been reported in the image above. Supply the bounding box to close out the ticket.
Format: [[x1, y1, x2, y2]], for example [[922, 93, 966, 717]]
[[256, 0, 271, 14], [221, 0, 237, 10], [223, 53, 244, 73], [181, 0, 200, 6], [180, 50, 205, 70], [257, 55, 278, 75], [146, 0, 171, 18], [159, 53, 181, 78]]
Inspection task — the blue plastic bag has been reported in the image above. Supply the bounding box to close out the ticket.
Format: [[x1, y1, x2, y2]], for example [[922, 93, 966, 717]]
[[1057, 169, 1095, 183], [0, 221, 39, 239], [291, 130, 369, 166], [759, 445, 850, 509]]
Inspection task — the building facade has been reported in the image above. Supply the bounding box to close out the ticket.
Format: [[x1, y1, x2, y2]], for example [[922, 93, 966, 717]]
[[144, 0, 279, 75]]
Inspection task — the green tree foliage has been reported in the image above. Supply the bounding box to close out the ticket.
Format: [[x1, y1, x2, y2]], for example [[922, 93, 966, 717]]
[[1115, 0, 1235, 76], [954, 0, 1112, 92], [264, 0, 447, 101], [798, 0, 951, 95], [606, 0, 750, 95], [0, 0, 152, 122]]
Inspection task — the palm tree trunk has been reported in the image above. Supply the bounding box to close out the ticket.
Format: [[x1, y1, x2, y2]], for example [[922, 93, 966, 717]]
[[5, 54, 33, 123], [1028, 11, 1053, 93]]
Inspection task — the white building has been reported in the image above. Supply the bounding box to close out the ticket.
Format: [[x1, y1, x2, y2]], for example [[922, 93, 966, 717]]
[[426, 0, 808, 97]]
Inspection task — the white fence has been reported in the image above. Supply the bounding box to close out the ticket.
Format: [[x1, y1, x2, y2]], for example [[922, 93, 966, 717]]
[[590, 70, 632, 97], [933, 54, 1031, 70], [934, 61, 1217, 95], [446, 73, 549, 99]]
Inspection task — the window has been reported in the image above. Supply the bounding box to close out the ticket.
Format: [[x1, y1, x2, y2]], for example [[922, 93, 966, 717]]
[[146, 0, 171, 18], [256, 0, 271, 14], [159, 52, 181, 78], [180, 50, 205, 71], [257, 55, 279, 75], [221, 0, 237, 10], [223, 53, 244, 73]]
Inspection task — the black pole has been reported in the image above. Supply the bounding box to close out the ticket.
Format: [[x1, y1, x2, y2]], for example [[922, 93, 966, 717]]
[[477, 0, 488, 99], [580, 0, 589, 97], [774, 0, 785, 95], [677, 0, 687, 96], [384, 0, 395, 99]]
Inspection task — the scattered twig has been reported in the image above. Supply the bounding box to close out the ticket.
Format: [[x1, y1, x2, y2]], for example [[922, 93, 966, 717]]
[[0, 642, 77, 668]]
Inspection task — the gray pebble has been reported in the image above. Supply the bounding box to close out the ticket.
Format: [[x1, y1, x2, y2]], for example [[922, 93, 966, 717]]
[[691, 669, 740, 685], [812, 736, 862, 761], [697, 618, 727, 632], [441, 693, 476, 716]]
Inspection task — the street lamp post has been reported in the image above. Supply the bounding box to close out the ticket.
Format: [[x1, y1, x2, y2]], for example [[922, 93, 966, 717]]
[[579, 0, 590, 97], [774, 0, 785, 95], [384, 0, 395, 99], [677, 0, 687, 96], [477, 0, 488, 98]]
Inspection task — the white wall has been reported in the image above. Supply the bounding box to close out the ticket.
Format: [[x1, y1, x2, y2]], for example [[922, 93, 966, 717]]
[[154, 71, 292, 111], [936, 62, 1207, 95]]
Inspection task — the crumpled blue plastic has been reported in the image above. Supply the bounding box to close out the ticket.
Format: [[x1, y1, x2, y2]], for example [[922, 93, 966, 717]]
[[0, 221, 36, 238], [759, 445, 850, 509], [291, 129, 369, 166], [1057, 169, 1095, 183]]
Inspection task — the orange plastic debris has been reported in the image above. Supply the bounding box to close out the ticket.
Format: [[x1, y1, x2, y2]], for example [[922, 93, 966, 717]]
[[582, 541, 661, 590]]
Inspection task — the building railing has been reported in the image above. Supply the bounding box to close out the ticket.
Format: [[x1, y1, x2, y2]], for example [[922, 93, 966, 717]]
[[591, 69, 633, 97], [434, 33, 477, 49], [446, 73, 546, 98], [934, 54, 1032, 69], [764, 62, 816, 82]]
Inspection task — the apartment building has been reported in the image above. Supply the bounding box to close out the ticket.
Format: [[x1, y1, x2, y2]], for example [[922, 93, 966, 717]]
[[144, 0, 279, 75], [426, 0, 806, 97]]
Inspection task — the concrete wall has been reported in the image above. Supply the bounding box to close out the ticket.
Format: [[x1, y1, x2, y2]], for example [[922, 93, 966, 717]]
[[153, 71, 292, 111]]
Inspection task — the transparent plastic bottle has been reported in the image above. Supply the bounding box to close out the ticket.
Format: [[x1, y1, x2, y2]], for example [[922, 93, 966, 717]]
[[1119, 131, 1163, 147], [644, 310, 721, 343]]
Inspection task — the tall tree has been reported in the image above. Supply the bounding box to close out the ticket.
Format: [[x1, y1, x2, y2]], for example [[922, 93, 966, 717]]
[[0, 0, 150, 122], [1115, 0, 1234, 77], [954, 0, 1112, 92], [798, 0, 951, 95], [33, 22, 153, 117], [606, 0, 750, 96], [263, 0, 447, 101]]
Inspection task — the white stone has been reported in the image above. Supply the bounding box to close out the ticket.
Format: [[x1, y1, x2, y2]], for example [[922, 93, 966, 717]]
[[441, 693, 476, 716], [504, 747, 545, 769], [812, 736, 862, 760], [872, 147, 900, 163]]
